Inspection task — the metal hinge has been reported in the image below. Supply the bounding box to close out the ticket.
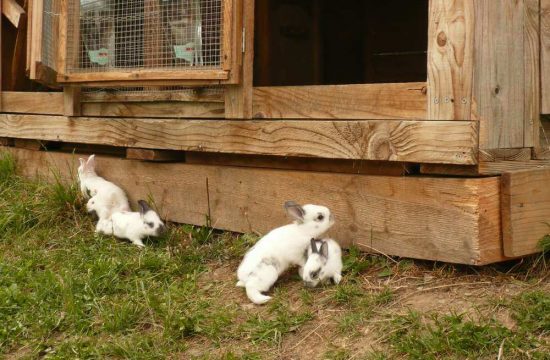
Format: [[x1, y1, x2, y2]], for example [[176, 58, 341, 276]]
[[242, 28, 246, 53]]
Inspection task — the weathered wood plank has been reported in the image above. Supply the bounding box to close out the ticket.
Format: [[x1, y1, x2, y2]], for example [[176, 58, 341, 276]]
[[501, 168, 550, 256], [253, 83, 427, 120], [2, 0, 25, 28], [427, 0, 474, 120], [224, 0, 253, 119], [185, 153, 412, 176], [81, 102, 225, 118], [542, 0, 550, 113], [0, 114, 478, 164], [474, 0, 525, 149], [80, 89, 224, 103], [4, 147, 504, 265], [64, 86, 81, 116], [0, 92, 64, 114], [523, 0, 540, 147], [479, 148, 532, 162]]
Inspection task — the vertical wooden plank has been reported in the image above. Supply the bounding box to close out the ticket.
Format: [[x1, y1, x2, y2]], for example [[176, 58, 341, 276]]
[[474, 0, 525, 149], [427, 0, 474, 120], [524, 0, 540, 147], [501, 168, 550, 257], [143, 0, 162, 69], [224, 0, 253, 119], [29, 0, 43, 79], [10, 2, 28, 90], [542, 0, 550, 113], [222, 0, 234, 71], [25, 0, 32, 73], [57, 0, 67, 74], [63, 86, 81, 116]]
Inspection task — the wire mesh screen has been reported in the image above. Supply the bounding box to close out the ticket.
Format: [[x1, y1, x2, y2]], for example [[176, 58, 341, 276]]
[[42, 0, 61, 71], [67, 0, 224, 74], [81, 85, 224, 101]]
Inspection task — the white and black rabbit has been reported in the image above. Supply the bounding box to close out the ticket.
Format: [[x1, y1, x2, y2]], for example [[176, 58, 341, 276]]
[[91, 199, 166, 248], [237, 201, 334, 305], [301, 238, 343, 288], [78, 154, 130, 218]]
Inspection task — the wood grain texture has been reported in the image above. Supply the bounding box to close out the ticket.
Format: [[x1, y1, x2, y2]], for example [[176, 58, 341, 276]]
[[81, 102, 225, 118], [523, 0, 540, 147], [253, 83, 427, 120], [59, 70, 229, 83], [224, 0, 253, 119], [542, 0, 550, 113], [5, 147, 504, 265], [63, 86, 81, 116], [474, 0, 525, 149], [479, 148, 532, 162], [1, 92, 64, 114], [0, 114, 478, 164], [2, 0, 25, 28], [427, 0, 474, 120], [80, 89, 224, 103], [502, 168, 550, 256]]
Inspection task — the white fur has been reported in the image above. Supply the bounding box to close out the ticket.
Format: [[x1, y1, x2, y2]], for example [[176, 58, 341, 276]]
[[93, 200, 166, 248], [237, 202, 334, 305], [301, 238, 343, 288]]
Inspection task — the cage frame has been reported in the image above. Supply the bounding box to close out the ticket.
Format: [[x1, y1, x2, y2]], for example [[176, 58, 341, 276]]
[[32, 0, 243, 86]]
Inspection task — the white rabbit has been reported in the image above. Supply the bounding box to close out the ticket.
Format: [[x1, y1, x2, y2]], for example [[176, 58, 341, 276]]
[[92, 200, 166, 248], [78, 154, 130, 214], [236, 201, 335, 305], [301, 238, 343, 288]]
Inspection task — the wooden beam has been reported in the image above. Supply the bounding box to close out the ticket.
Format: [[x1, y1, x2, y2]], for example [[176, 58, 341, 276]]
[[80, 89, 224, 103], [28, 0, 43, 79], [502, 168, 550, 256], [63, 86, 81, 116], [523, 0, 540, 147], [224, 0, 253, 119], [252, 83, 427, 120], [479, 148, 532, 162], [58, 70, 230, 83], [0, 114, 479, 164], [5, 147, 505, 265], [474, 0, 526, 149], [542, 0, 550, 113], [185, 153, 412, 176], [0, 92, 64, 114], [81, 102, 224, 118], [2, 0, 25, 28], [10, 2, 28, 90], [427, 0, 474, 121], [126, 148, 185, 162]]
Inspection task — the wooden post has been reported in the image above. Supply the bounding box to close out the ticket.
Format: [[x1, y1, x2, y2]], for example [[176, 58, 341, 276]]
[[224, 0, 252, 119], [63, 86, 81, 116]]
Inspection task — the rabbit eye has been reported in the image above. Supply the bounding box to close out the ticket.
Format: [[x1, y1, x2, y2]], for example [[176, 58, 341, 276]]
[[310, 269, 320, 279], [146, 222, 154, 228], [317, 214, 325, 221]]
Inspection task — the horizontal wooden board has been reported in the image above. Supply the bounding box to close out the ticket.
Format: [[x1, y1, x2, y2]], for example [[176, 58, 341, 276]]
[[1, 92, 64, 115], [81, 89, 224, 103], [501, 168, 550, 256], [252, 83, 427, 120], [0, 114, 479, 164], [4, 147, 504, 265], [81, 102, 224, 118]]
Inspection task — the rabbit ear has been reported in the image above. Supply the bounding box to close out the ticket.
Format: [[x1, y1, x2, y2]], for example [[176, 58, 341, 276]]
[[79, 158, 86, 167], [284, 201, 305, 221], [310, 238, 318, 253], [86, 154, 96, 170], [138, 200, 151, 215], [320, 241, 329, 258]]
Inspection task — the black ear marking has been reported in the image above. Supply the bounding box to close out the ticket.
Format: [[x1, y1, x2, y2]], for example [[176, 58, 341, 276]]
[[284, 201, 305, 221], [138, 200, 152, 215], [320, 241, 329, 258], [310, 238, 318, 253]]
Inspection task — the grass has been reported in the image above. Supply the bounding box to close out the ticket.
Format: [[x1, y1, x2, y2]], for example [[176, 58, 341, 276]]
[[0, 151, 549, 359]]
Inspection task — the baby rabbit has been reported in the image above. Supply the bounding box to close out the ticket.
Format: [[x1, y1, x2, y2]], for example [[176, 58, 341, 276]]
[[93, 200, 166, 248], [301, 238, 343, 288], [78, 154, 130, 200], [237, 201, 335, 305]]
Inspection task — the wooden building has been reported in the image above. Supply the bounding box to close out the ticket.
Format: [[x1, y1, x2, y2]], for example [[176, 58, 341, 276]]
[[1, 0, 550, 264]]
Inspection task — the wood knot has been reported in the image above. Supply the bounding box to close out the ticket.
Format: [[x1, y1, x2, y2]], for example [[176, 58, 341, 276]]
[[421, 86, 427, 95], [494, 85, 500, 95], [437, 31, 447, 47]]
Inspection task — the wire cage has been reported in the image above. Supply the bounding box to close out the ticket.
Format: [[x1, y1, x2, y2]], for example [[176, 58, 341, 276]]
[[66, 0, 224, 74], [42, 0, 61, 72]]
